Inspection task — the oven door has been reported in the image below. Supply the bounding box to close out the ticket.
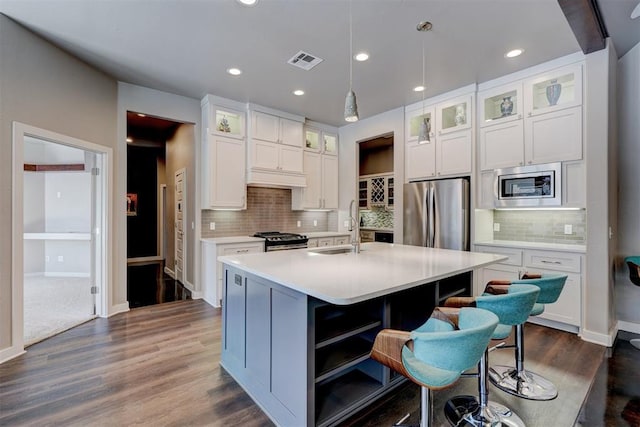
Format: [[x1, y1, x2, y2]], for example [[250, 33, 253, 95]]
[[494, 162, 562, 208]]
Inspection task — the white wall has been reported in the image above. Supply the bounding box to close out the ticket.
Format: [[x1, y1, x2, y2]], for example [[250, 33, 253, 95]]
[[338, 108, 405, 241], [616, 41, 640, 332]]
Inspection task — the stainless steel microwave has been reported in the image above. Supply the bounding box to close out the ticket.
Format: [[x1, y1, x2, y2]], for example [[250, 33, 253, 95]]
[[494, 162, 562, 208]]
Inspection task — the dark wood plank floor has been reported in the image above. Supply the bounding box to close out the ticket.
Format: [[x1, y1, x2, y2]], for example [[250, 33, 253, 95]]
[[0, 299, 636, 426]]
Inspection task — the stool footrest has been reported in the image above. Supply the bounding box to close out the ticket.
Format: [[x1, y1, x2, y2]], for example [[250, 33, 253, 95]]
[[489, 365, 558, 401], [444, 395, 525, 427]]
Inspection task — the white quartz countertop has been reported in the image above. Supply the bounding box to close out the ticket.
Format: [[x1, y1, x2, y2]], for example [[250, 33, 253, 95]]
[[201, 236, 264, 244], [219, 242, 507, 305], [474, 240, 586, 253], [304, 231, 350, 238]]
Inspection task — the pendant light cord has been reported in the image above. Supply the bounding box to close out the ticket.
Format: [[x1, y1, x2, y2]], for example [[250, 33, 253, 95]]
[[421, 34, 425, 110], [349, 0, 353, 90]]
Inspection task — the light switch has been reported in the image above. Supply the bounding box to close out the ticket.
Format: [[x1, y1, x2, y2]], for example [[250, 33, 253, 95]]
[[313, 220, 317, 227], [297, 221, 301, 228], [493, 223, 500, 232], [564, 224, 572, 235], [57, 255, 64, 262], [209, 222, 215, 230]]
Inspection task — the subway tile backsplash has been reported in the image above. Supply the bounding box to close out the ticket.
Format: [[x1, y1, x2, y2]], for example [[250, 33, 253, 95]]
[[201, 186, 329, 238], [493, 210, 586, 244]]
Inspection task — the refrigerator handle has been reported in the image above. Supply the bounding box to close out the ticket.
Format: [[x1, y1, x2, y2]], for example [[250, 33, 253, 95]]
[[422, 185, 429, 247], [427, 184, 435, 248]]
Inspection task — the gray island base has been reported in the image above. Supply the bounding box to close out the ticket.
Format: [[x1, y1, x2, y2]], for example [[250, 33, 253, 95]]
[[219, 242, 506, 426]]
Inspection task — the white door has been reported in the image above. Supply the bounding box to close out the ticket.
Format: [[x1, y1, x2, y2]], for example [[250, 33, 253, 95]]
[[174, 168, 185, 284]]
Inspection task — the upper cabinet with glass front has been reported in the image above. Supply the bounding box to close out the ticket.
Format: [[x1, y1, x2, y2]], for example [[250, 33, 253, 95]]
[[478, 82, 523, 127], [406, 106, 435, 142], [524, 64, 582, 117], [205, 100, 245, 139], [436, 95, 472, 135], [304, 126, 338, 156]]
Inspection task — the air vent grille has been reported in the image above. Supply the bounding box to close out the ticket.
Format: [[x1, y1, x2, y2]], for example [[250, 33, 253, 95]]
[[287, 50, 323, 71]]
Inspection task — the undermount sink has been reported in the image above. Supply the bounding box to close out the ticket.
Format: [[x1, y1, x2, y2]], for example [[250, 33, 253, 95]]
[[309, 247, 354, 255]]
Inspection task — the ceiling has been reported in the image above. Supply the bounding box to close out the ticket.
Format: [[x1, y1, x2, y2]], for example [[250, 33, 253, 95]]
[[0, 0, 638, 128]]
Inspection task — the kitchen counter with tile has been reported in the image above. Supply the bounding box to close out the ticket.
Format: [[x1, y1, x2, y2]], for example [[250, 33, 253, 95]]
[[219, 242, 506, 427], [474, 239, 586, 253]]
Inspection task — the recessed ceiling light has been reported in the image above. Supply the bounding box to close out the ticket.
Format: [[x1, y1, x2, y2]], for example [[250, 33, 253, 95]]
[[237, 0, 258, 6], [293, 90, 305, 96], [126, 137, 133, 143], [354, 52, 369, 62], [137, 113, 146, 117], [414, 85, 425, 92], [505, 49, 524, 58], [227, 68, 242, 76]]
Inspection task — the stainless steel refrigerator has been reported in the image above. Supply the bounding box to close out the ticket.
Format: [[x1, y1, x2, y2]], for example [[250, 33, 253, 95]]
[[403, 178, 469, 250]]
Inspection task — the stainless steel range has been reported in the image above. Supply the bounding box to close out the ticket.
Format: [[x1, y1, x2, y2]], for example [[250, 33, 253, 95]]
[[253, 231, 309, 252]]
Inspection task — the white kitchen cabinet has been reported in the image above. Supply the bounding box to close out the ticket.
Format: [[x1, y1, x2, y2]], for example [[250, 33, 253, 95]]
[[247, 105, 306, 187], [307, 234, 350, 248], [563, 161, 586, 208], [474, 244, 583, 331], [478, 63, 583, 171], [202, 239, 264, 307], [477, 171, 495, 209], [206, 134, 246, 209], [405, 95, 472, 182], [334, 235, 349, 245], [293, 124, 339, 210], [292, 152, 338, 210], [251, 111, 303, 147], [201, 95, 247, 209]]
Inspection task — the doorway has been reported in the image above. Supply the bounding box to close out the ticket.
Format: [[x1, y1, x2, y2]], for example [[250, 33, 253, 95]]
[[12, 123, 110, 349], [125, 112, 191, 308]]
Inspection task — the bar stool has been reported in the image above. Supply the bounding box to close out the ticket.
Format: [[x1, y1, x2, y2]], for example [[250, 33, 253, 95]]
[[442, 283, 540, 427], [370, 307, 498, 427], [624, 257, 640, 350], [488, 274, 567, 401]]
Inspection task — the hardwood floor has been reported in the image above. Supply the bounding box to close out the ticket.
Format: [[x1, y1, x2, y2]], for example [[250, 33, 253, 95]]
[[0, 299, 637, 426]]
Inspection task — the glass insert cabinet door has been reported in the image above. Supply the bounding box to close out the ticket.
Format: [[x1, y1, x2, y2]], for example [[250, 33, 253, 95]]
[[323, 133, 337, 155], [478, 82, 523, 127], [305, 128, 320, 150], [213, 107, 244, 138], [436, 95, 472, 135], [525, 64, 582, 116], [406, 107, 435, 142]]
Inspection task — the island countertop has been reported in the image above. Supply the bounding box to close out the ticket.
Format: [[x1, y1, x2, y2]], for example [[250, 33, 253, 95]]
[[219, 242, 507, 305]]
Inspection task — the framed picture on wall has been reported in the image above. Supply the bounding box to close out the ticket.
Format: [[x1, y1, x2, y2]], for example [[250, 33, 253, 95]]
[[126, 193, 137, 216]]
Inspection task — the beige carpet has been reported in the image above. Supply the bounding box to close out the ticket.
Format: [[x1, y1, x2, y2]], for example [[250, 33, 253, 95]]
[[23, 275, 96, 346]]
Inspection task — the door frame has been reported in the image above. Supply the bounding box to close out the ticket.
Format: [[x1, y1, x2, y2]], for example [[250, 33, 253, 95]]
[[10, 122, 112, 355], [174, 168, 186, 284]]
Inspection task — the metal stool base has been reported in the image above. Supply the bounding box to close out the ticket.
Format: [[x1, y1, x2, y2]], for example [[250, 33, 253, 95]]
[[444, 395, 524, 427], [489, 365, 558, 401], [630, 339, 640, 350]]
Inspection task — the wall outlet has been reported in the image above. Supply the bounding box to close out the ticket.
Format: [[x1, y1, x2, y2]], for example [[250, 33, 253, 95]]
[[343, 220, 349, 228], [209, 222, 215, 230], [57, 255, 64, 262], [297, 220, 301, 228], [493, 223, 500, 232], [564, 224, 572, 235], [56, 191, 61, 199], [313, 220, 318, 227]]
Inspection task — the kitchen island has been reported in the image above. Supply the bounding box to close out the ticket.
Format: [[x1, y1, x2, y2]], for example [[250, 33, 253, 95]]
[[219, 242, 506, 427]]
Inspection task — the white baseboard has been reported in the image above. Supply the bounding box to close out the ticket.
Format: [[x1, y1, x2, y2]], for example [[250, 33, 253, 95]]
[[44, 272, 91, 278], [109, 302, 130, 317], [202, 295, 221, 308], [581, 326, 616, 347], [164, 266, 175, 279], [191, 290, 204, 299], [617, 320, 640, 334], [0, 346, 26, 365], [527, 316, 579, 334]]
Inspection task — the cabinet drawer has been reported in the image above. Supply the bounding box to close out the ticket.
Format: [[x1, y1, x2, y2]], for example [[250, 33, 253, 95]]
[[334, 236, 349, 245], [318, 238, 334, 247], [524, 250, 581, 273], [222, 244, 264, 255], [475, 245, 523, 266], [360, 230, 374, 242]]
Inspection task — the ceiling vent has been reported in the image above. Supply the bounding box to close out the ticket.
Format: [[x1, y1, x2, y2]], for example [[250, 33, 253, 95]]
[[287, 51, 323, 71]]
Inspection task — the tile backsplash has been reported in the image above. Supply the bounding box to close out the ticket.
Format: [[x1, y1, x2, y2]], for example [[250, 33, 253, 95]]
[[493, 210, 586, 244], [360, 208, 394, 229], [201, 186, 329, 238]]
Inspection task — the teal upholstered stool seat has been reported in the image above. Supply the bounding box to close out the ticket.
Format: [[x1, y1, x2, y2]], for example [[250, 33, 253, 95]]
[[442, 284, 540, 427], [370, 307, 498, 427], [488, 274, 567, 401]]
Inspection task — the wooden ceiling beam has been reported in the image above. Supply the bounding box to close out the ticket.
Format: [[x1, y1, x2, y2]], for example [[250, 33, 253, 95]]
[[558, 0, 609, 54]]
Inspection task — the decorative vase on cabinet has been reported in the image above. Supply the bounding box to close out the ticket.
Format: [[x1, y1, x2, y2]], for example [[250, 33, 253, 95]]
[[546, 79, 562, 106], [500, 97, 514, 117]]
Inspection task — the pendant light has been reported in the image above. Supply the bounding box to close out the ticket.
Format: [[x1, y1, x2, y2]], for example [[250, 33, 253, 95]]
[[344, 0, 359, 122], [417, 21, 432, 144]]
